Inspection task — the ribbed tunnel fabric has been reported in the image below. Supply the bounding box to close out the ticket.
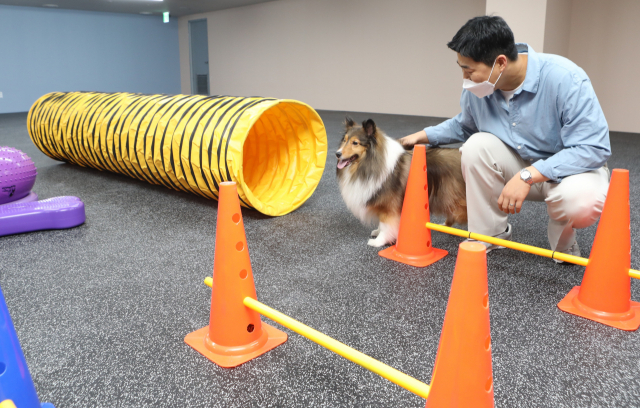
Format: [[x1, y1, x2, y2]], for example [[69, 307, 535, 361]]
[[28, 92, 327, 216]]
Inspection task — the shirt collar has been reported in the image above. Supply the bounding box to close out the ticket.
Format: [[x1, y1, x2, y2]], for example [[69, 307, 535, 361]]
[[518, 43, 540, 94]]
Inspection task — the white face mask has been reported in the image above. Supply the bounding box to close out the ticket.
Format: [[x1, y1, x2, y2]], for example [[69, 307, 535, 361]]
[[462, 59, 503, 98]]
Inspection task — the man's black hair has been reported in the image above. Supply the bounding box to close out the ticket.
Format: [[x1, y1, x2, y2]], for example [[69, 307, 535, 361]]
[[447, 16, 518, 66]]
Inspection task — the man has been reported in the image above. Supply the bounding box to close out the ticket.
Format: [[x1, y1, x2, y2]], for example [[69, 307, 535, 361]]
[[400, 16, 610, 260]]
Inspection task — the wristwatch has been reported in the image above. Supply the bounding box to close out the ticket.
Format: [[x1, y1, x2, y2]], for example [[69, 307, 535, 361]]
[[520, 168, 534, 185]]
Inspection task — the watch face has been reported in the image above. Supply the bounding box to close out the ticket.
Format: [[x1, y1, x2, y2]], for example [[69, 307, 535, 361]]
[[521, 169, 531, 178]]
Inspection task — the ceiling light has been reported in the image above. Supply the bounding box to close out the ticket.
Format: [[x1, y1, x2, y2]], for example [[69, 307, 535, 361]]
[[42, 4, 59, 7]]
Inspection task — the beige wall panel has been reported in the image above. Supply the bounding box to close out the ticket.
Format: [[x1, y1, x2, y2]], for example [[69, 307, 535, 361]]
[[485, 0, 547, 52], [543, 0, 572, 57], [568, 0, 640, 133], [178, 0, 640, 133], [179, 0, 486, 120]]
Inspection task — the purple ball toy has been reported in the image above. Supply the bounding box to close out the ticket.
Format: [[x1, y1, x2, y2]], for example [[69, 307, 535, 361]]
[[0, 146, 38, 205]]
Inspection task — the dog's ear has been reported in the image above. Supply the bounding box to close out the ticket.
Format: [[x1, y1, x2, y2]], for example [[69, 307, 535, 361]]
[[344, 116, 355, 130], [363, 119, 376, 137]]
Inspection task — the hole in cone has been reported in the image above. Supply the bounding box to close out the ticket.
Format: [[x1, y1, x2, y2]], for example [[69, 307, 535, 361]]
[[424, 203, 428, 210], [427, 241, 431, 247], [423, 165, 426, 171], [485, 377, 493, 392], [424, 184, 427, 190], [232, 213, 240, 224], [483, 293, 489, 308], [247, 324, 255, 333], [236, 242, 244, 251], [485, 336, 491, 351], [239, 269, 248, 279]]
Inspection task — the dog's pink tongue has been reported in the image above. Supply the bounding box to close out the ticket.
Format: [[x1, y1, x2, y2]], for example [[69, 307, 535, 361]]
[[337, 159, 349, 169]]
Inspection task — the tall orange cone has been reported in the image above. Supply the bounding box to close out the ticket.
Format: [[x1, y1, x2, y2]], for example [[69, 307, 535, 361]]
[[558, 169, 640, 330], [184, 182, 287, 367], [425, 241, 494, 408], [379, 144, 447, 267]]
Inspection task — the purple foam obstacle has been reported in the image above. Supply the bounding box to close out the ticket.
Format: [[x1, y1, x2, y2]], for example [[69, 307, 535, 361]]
[[0, 146, 37, 205], [0, 196, 85, 237], [2, 191, 38, 205]]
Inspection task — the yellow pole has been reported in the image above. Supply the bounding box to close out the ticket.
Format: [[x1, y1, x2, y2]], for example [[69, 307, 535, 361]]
[[243, 297, 431, 399], [426, 222, 640, 279], [201, 277, 430, 399]]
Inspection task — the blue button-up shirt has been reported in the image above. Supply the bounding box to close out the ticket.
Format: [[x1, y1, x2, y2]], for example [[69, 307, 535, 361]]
[[425, 43, 610, 182]]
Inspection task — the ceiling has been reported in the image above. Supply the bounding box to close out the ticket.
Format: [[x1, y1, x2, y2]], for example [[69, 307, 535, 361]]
[[0, 0, 278, 17]]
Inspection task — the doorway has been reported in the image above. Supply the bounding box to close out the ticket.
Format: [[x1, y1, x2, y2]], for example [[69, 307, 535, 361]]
[[189, 19, 210, 95]]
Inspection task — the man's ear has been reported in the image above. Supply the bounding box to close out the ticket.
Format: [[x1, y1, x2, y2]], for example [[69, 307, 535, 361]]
[[363, 119, 376, 137], [344, 116, 355, 131], [496, 54, 508, 70]]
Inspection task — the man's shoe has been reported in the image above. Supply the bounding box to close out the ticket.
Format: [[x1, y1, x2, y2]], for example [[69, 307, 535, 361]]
[[464, 223, 512, 253], [553, 240, 581, 264]]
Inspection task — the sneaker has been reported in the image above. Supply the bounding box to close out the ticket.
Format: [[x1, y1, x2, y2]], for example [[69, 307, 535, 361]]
[[464, 223, 512, 253], [553, 241, 581, 264]]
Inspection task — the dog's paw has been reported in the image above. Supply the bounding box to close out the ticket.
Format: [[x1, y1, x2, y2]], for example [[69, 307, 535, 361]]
[[367, 238, 382, 247], [367, 237, 389, 247], [370, 228, 380, 238]]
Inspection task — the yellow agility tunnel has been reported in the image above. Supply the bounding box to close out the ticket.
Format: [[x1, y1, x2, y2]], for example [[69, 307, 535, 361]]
[[27, 91, 328, 216]]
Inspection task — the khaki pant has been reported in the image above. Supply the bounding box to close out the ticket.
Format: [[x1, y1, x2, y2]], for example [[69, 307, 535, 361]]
[[459, 132, 610, 252]]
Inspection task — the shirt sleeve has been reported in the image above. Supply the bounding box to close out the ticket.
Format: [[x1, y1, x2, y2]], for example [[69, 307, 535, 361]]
[[424, 91, 478, 146], [532, 76, 611, 182]]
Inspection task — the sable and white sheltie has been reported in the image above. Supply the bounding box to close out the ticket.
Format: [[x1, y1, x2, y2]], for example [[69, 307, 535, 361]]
[[336, 117, 467, 247]]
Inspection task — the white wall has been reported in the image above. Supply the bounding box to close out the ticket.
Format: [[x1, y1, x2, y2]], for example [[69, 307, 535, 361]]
[[485, 0, 547, 52], [568, 0, 640, 134], [487, 0, 639, 133], [543, 0, 572, 57], [179, 0, 486, 119], [178, 0, 640, 133]]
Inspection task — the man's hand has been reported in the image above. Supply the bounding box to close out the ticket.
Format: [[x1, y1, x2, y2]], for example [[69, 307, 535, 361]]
[[399, 130, 428, 149], [497, 174, 530, 214], [497, 166, 548, 214]]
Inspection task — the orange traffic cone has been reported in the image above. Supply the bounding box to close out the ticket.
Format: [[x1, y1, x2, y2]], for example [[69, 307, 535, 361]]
[[425, 241, 494, 408], [379, 144, 447, 267], [558, 169, 640, 330], [184, 182, 287, 367]]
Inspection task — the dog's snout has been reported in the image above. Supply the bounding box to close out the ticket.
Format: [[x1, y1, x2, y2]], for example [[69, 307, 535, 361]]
[[336, 151, 342, 159]]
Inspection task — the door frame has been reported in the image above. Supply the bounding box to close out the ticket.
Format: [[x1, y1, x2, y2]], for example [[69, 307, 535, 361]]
[[188, 18, 209, 95]]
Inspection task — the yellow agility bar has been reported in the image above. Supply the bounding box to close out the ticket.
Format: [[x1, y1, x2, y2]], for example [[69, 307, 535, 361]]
[[203, 278, 431, 399], [426, 222, 640, 280]]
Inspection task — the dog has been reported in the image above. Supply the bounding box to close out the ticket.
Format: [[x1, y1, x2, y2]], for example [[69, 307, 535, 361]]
[[336, 117, 467, 247]]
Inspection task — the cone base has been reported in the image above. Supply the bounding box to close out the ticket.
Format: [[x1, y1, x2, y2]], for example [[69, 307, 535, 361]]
[[378, 245, 448, 267], [184, 322, 288, 368], [558, 286, 640, 331]]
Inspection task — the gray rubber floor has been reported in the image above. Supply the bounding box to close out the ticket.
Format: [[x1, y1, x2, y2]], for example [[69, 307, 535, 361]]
[[1, 110, 640, 408]]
